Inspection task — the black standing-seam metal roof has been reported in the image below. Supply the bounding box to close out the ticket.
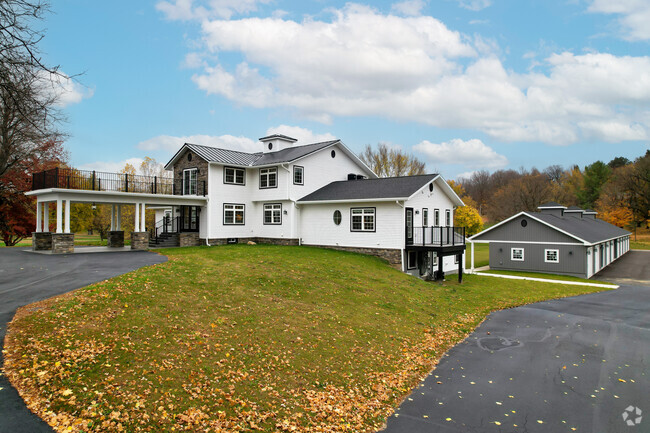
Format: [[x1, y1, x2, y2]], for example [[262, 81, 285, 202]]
[[298, 174, 439, 202], [178, 140, 340, 168]]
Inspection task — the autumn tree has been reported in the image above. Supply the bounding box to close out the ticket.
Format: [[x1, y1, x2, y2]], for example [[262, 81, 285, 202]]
[[487, 172, 556, 222], [608, 156, 631, 169], [455, 206, 483, 236], [359, 143, 425, 177], [625, 151, 650, 229]]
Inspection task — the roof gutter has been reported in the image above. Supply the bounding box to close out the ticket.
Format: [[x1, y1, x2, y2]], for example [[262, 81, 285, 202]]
[[298, 197, 409, 205]]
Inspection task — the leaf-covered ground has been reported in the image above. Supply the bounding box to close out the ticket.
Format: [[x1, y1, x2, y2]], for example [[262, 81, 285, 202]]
[[3, 245, 610, 432]]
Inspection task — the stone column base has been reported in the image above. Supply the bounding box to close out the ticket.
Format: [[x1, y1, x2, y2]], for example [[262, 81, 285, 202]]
[[32, 232, 53, 251], [108, 231, 125, 247], [131, 232, 150, 250], [52, 233, 74, 254], [179, 232, 200, 247]]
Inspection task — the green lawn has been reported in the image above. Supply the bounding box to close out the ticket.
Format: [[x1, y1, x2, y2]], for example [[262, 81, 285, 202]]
[[479, 269, 617, 285], [631, 240, 650, 250], [468, 242, 489, 268], [4, 245, 611, 432]]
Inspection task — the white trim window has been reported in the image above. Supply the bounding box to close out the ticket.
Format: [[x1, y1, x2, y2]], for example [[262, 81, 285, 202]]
[[224, 204, 245, 225], [423, 208, 429, 226], [434, 209, 440, 226], [351, 207, 375, 232], [293, 166, 304, 185], [445, 209, 451, 226], [511, 248, 524, 261], [407, 251, 417, 269], [260, 167, 277, 188], [224, 167, 245, 185], [183, 168, 197, 195], [263, 203, 282, 225], [545, 249, 559, 263]]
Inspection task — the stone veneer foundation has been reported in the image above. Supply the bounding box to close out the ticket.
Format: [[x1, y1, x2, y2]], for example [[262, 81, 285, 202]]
[[131, 232, 150, 250], [51, 233, 74, 254], [32, 232, 53, 251], [304, 244, 402, 268], [179, 232, 201, 247], [107, 231, 125, 248], [202, 237, 300, 246]]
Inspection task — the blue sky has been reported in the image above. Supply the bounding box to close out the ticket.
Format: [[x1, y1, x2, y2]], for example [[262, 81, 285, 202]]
[[43, 0, 650, 179]]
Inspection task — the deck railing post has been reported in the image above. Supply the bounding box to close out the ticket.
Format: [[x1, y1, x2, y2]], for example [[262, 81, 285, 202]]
[[92, 171, 96, 190], [154, 176, 157, 194]]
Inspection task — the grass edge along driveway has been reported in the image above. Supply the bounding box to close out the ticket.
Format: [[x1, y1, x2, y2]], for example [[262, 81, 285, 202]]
[[3, 245, 611, 432]]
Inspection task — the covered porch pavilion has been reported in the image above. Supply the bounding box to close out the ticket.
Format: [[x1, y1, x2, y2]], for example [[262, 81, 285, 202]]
[[25, 188, 207, 253]]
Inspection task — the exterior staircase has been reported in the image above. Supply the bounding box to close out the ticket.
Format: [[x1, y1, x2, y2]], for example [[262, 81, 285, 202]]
[[149, 232, 180, 248]]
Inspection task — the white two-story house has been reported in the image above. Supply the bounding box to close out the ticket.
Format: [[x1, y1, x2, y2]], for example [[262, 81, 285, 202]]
[[161, 134, 466, 278]]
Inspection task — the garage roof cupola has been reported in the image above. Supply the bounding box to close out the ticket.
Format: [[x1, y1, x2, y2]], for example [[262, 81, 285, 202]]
[[583, 209, 598, 220], [564, 205, 585, 218], [259, 134, 298, 153], [537, 201, 567, 217]]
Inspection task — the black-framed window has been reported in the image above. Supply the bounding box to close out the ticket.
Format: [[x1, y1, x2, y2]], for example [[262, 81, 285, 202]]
[[183, 168, 197, 195], [445, 209, 451, 226], [224, 203, 245, 225], [263, 203, 282, 225], [293, 166, 304, 185], [260, 167, 277, 189], [351, 207, 375, 232], [224, 166, 245, 185], [333, 210, 342, 225], [434, 209, 440, 226], [422, 208, 428, 227], [407, 251, 417, 269]]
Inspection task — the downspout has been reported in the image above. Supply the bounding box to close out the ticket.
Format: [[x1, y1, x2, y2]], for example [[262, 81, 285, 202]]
[[205, 195, 211, 246]]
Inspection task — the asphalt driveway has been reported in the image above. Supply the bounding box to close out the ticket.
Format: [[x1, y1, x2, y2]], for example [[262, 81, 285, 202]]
[[0, 247, 167, 433], [383, 251, 650, 433]]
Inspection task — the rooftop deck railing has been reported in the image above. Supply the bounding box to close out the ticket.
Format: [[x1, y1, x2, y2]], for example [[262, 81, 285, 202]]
[[408, 226, 466, 247], [31, 167, 205, 196]]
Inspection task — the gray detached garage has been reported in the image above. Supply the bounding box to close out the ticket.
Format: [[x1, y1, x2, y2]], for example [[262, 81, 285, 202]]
[[468, 202, 631, 279]]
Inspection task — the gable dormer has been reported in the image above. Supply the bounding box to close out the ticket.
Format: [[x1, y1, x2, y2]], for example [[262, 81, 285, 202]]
[[259, 134, 297, 153]]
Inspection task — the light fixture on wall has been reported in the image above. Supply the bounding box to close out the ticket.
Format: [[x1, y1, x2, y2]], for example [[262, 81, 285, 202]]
[[415, 210, 420, 214], [92, 202, 96, 210], [283, 210, 288, 215], [569, 251, 573, 255]]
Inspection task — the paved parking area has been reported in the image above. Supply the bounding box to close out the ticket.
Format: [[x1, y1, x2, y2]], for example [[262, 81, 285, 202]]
[[383, 251, 650, 433], [593, 250, 650, 287], [0, 248, 167, 433]]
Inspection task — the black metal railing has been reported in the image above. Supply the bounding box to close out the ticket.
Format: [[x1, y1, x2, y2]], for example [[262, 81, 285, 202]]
[[150, 216, 180, 244], [407, 226, 466, 247], [30, 167, 210, 196]]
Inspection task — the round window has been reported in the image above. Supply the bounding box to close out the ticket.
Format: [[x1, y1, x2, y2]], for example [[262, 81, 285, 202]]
[[268, 143, 273, 150], [331, 150, 336, 158], [521, 219, 528, 227], [333, 210, 342, 225], [187, 153, 192, 161], [429, 183, 434, 192]]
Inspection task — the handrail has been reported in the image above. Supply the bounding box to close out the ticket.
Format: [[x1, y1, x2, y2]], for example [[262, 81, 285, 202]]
[[31, 167, 174, 195], [407, 226, 466, 247]]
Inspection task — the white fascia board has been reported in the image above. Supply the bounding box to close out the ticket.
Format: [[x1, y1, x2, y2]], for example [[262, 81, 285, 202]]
[[476, 240, 585, 246], [335, 141, 378, 179], [468, 211, 528, 241], [164, 143, 191, 170], [468, 211, 589, 244], [208, 161, 250, 168], [407, 174, 464, 207], [590, 233, 632, 246], [298, 197, 408, 205], [27, 188, 208, 206]]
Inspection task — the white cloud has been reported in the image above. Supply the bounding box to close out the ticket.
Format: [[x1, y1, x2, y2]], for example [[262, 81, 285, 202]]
[[391, 0, 426, 17], [156, 0, 270, 21], [457, 0, 491, 12], [40, 71, 93, 107], [414, 138, 508, 169], [79, 158, 145, 174], [588, 0, 650, 41], [181, 3, 650, 145], [137, 134, 259, 153], [264, 125, 336, 144]]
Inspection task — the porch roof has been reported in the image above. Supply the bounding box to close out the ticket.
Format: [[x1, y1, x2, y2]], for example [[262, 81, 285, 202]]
[[26, 188, 208, 206]]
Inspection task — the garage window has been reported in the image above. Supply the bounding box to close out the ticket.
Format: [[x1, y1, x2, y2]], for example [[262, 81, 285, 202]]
[[511, 248, 524, 261], [545, 249, 559, 263]]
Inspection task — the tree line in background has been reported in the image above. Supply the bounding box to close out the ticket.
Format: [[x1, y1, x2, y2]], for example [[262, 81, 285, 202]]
[[459, 151, 650, 234]]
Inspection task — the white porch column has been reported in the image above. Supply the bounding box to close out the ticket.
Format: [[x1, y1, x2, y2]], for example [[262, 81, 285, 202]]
[[140, 202, 146, 231], [135, 203, 140, 232], [64, 199, 71, 233], [116, 205, 122, 230], [36, 202, 42, 232], [110, 204, 116, 231], [43, 203, 49, 232], [470, 241, 475, 273], [56, 199, 63, 233]]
